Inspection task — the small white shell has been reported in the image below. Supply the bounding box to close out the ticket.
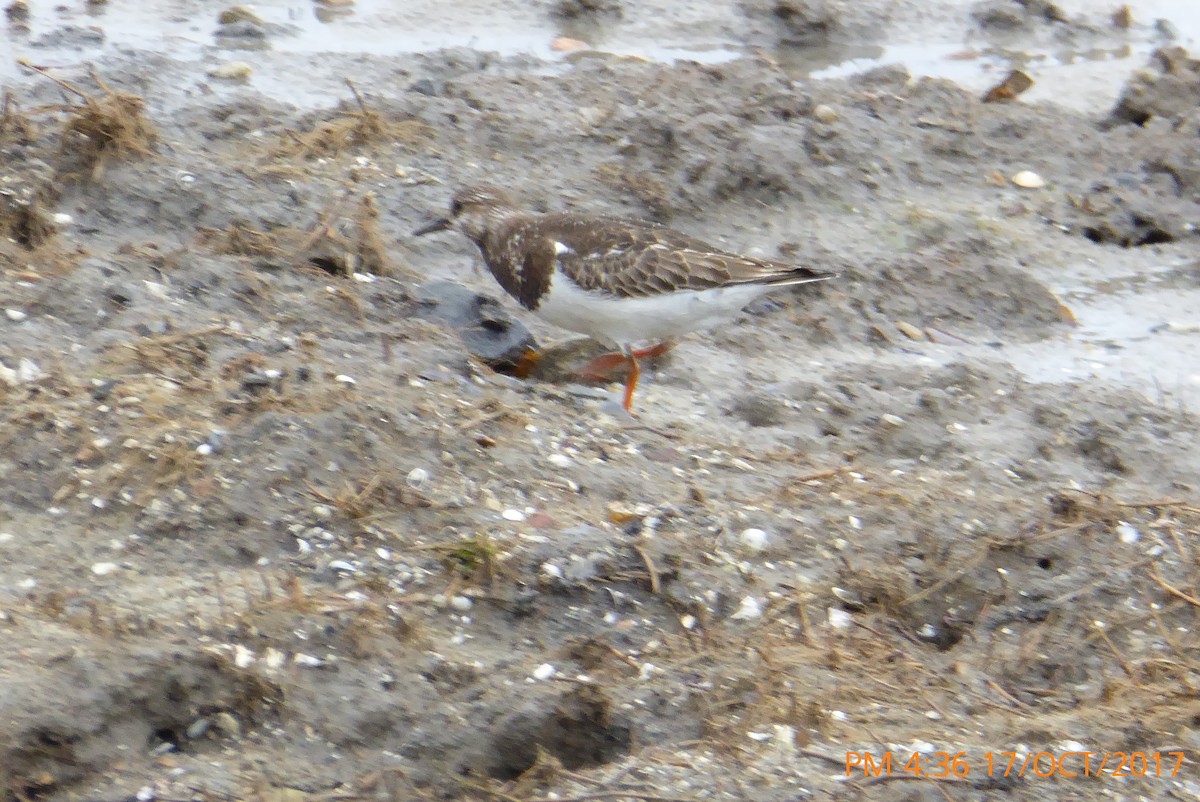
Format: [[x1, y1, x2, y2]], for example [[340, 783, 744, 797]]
[[827, 607, 852, 629], [1011, 170, 1046, 188], [730, 596, 763, 620]]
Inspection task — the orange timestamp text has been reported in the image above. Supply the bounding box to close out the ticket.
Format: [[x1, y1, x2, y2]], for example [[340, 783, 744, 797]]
[[844, 750, 1188, 779]]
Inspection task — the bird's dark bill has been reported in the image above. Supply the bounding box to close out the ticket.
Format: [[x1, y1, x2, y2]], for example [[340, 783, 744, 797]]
[[413, 217, 452, 236]]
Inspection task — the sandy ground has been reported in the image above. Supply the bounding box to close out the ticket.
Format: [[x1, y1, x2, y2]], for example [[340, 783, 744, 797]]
[[3, 1, 1200, 801]]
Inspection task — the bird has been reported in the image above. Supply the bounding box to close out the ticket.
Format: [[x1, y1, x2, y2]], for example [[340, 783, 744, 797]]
[[413, 184, 836, 413]]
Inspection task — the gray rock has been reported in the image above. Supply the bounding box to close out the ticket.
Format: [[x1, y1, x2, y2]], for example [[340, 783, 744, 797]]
[[413, 280, 536, 371]]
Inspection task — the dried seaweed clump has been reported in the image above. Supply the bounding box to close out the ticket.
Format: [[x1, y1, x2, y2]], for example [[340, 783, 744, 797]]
[[0, 188, 56, 250], [272, 80, 431, 159], [0, 89, 36, 148], [21, 61, 157, 181], [197, 192, 399, 277]]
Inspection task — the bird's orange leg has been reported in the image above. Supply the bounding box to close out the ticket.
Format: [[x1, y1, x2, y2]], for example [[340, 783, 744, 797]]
[[578, 340, 675, 382], [621, 353, 640, 415]]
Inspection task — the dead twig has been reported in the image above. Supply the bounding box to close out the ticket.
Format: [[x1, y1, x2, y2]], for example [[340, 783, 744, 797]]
[[1093, 622, 1135, 678], [1150, 566, 1200, 608], [632, 543, 660, 594]]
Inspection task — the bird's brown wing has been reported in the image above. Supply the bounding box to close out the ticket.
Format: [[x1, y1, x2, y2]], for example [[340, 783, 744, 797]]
[[535, 214, 833, 299]]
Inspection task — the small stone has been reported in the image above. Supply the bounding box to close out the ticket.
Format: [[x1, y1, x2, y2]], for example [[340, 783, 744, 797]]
[[449, 595, 473, 611], [335, 374, 357, 385], [5, 309, 27, 322], [731, 392, 786, 427], [195, 443, 213, 456], [312, 504, 334, 521], [550, 36, 588, 52], [502, 508, 526, 522], [740, 527, 769, 552], [827, 607, 851, 628], [208, 62, 252, 81], [406, 467, 431, 489], [185, 718, 211, 740], [730, 596, 763, 620], [91, 561, 119, 575], [17, 358, 40, 383], [532, 663, 556, 680], [211, 712, 241, 738], [547, 453, 572, 467], [217, 5, 262, 24], [812, 103, 838, 123], [1011, 170, 1046, 189], [1116, 521, 1139, 543], [409, 78, 437, 96]]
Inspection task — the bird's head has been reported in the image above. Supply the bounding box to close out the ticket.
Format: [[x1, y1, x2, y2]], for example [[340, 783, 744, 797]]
[[412, 184, 518, 243]]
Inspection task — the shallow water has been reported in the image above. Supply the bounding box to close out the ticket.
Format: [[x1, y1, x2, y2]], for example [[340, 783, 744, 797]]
[[1005, 259, 1200, 409], [4, 0, 1198, 108]]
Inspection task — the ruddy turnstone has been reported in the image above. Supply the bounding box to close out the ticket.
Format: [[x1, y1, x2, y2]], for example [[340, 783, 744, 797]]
[[414, 184, 836, 412]]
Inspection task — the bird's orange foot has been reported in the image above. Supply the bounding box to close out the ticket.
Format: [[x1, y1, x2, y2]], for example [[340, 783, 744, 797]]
[[575, 351, 631, 384]]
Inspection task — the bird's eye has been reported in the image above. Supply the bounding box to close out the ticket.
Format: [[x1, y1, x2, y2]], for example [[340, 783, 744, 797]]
[[450, 200, 463, 217]]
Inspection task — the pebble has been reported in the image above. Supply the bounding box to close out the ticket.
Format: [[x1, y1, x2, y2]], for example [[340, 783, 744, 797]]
[[409, 78, 437, 96], [730, 596, 763, 620], [532, 663, 557, 680], [5, 309, 27, 322], [731, 392, 785, 427], [208, 62, 252, 80], [502, 508, 526, 522], [812, 103, 838, 123], [449, 594, 473, 612], [335, 374, 357, 385], [91, 561, 119, 575], [406, 467, 431, 489], [547, 453, 572, 468], [740, 527, 769, 552], [1116, 521, 1139, 543], [413, 281, 535, 370], [827, 607, 852, 628], [1011, 170, 1046, 189], [211, 711, 241, 738]]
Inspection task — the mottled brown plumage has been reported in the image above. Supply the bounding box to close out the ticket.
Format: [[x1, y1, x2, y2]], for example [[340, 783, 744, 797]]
[[414, 184, 834, 311]]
